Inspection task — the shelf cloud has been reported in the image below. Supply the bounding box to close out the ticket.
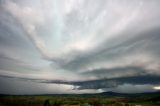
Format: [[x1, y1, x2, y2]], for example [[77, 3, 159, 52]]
[[0, 0, 160, 94]]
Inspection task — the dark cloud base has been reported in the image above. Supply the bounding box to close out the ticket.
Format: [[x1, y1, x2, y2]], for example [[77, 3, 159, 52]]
[[34, 74, 160, 90]]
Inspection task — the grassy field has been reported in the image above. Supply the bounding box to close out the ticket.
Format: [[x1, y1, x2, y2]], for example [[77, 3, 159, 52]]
[[0, 93, 159, 106]]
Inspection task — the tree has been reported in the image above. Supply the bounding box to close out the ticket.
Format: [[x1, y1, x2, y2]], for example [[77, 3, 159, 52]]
[[43, 99, 50, 106], [125, 103, 130, 106], [115, 102, 123, 106]]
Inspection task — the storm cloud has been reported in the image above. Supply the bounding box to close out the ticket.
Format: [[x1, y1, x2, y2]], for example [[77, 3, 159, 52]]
[[0, 0, 160, 94]]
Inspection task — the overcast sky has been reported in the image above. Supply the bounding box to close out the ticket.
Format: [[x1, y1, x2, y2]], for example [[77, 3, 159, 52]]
[[0, 0, 160, 94]]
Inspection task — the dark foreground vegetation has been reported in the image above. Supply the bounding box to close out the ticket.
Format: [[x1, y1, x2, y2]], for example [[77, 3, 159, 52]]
[[0, 92, 160, 106]]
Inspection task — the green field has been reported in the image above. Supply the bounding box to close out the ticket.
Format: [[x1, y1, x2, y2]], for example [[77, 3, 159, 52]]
[[0, 94, 159, 106]]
